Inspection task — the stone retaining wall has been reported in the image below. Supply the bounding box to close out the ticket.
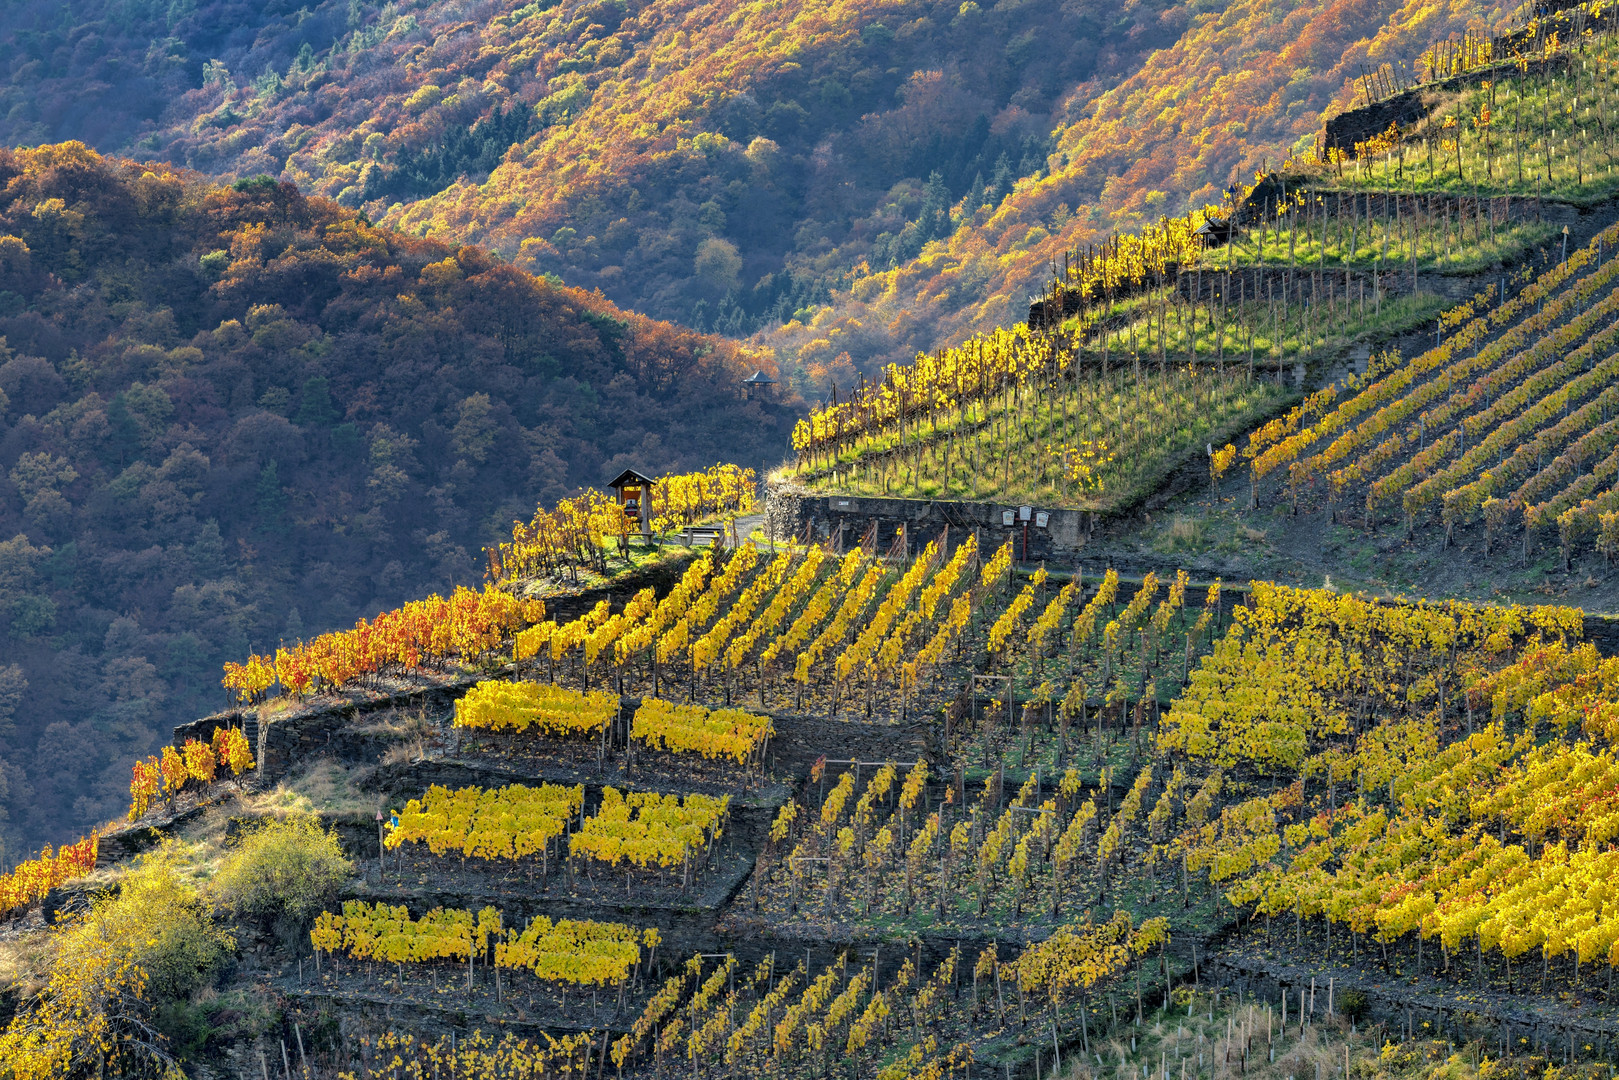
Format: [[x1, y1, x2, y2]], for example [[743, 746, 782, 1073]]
[[1205, 950, 1619, 1058], [1324, 54, 1569, 153], [778, 490, 1096, 564]]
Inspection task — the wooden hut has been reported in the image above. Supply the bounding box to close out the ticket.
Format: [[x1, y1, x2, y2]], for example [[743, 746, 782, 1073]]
[[607, 467, 656, 537]]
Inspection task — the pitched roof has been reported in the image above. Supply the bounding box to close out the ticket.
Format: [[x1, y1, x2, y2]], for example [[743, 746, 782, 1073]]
[[606, 467, 657, 488]]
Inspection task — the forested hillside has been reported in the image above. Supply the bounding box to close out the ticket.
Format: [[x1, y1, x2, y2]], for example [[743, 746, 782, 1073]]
[[0, 0, 1153, 343], [0, 0, 1519, 392], [763, 0, 1525, 384], [0, 143, 791, 861]]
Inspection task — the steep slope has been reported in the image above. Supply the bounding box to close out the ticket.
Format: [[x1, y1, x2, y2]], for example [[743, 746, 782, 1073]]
[[0, 0, 1198, 335], [0, 0, 1526, 389], [761, 0, 1523, 386], [11, 543, 1616, 1076], [0, 143, 792, 859]]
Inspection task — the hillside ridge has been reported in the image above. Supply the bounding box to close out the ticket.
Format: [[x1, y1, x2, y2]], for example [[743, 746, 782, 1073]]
[[0, 142, 795, 859]]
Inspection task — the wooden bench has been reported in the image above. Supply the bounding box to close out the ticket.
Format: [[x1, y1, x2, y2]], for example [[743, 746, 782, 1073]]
[[681, 526, 725, 546]]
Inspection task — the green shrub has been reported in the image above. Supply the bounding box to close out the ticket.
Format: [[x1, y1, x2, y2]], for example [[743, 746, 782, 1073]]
[[153, 987, 278, 1058], [211, 816, 351, 939], [121, 844, 234, 998], [231, 174, 279, 194], [1338, 987, 1369, 1022]]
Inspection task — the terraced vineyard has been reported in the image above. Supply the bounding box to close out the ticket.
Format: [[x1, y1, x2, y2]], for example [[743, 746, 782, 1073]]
[[12, 504, 1619, 1079], [484, 542, 1228, 735], [24, 7, 1619, 1078], [251, 562, 1616, 1080], [207, 548, 1240, 1078], [1244, 218, 1619, 564], [1330, 4, 1619, 204], [784, 332, 1294, 509]]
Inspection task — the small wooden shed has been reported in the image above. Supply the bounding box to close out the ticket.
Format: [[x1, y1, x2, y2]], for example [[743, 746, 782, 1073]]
[[607, 467, 657, 536], [1194, 217, 1234, 248]]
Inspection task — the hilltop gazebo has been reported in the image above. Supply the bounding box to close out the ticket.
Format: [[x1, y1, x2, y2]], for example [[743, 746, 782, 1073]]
[[607, 467, 656, 537], [741, 369, 777, 401]]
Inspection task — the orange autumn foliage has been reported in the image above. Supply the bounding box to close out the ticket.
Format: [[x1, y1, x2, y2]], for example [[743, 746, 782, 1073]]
[[222, 586, 542, 703], [0, 834, 98, 917]]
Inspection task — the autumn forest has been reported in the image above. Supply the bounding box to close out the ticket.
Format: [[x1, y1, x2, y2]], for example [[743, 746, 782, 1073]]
[[0, 0, 1525, 390], [0, 145, 792, 857]]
